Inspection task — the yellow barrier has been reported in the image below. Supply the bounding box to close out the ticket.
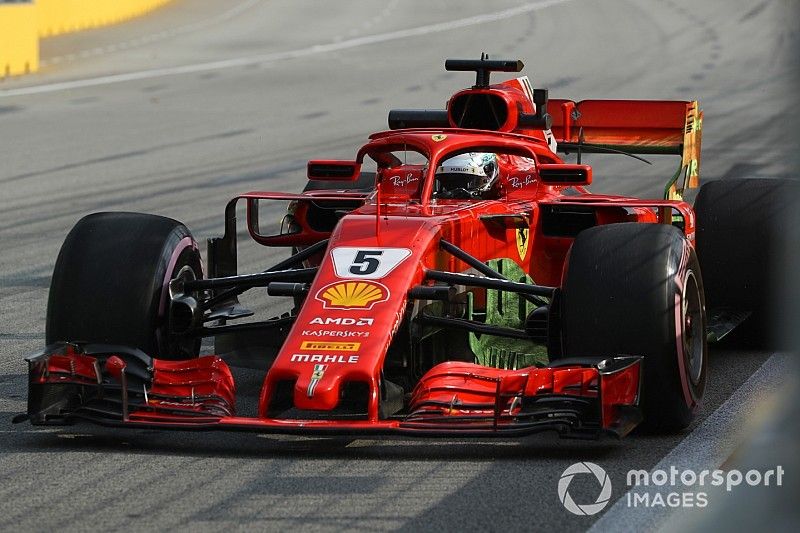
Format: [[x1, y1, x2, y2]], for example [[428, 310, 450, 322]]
[[37, 0, 172, 37], [0, 1, 39, 77], [1, 0, 171, 78]]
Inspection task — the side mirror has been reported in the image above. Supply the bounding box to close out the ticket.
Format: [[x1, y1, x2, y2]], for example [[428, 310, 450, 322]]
[[307, 160, 362, 181], [538, 164, 592, 186]]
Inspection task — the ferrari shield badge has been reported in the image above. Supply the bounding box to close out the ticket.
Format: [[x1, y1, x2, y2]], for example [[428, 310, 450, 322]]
[[431, 134, 447, 142], [307, 364, 327, 398], [516, 228, 530, 260]]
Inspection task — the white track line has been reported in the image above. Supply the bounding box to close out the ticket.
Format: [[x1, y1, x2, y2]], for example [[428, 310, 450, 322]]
[[0, 0, 575, 98], [588, 352, 792, 532]]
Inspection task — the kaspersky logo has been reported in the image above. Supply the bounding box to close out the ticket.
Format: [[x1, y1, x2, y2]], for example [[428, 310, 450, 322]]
[[315, 280, 389, 310]]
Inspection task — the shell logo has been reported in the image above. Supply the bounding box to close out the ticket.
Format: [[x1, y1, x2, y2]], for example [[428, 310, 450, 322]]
[[315, 280, 390, 310]]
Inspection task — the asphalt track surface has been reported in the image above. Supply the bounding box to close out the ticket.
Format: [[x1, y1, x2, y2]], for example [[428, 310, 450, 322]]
[[0, 0, 797, 531]]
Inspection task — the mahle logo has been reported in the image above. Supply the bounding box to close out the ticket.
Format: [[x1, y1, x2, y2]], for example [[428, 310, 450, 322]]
[[558, 462, 613, 516]]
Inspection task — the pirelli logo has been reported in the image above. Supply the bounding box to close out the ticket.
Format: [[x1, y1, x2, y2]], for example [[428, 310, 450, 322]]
[[299, 341, 361, 352]]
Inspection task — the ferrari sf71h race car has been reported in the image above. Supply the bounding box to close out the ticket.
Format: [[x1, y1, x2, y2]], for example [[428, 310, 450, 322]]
[[19, 58, 784, 439]]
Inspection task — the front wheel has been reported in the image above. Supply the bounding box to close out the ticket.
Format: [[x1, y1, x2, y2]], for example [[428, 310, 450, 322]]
[[46, 212, 203, 360], [561, 223, 707, 432]]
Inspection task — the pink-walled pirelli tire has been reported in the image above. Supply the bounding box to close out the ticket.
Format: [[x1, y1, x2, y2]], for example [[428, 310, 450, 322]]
[[46, 212, 203, 360], [561, 223, 707, 433]]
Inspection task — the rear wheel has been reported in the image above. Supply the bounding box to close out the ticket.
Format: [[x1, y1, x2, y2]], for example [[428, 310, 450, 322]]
[[694, 178, 792, 344], [46, 212, 202, 360], [561, 223, 707, 432]]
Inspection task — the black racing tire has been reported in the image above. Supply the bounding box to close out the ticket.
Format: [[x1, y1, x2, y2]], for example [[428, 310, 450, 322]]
[[561, 223, 707, 433], [46, 212, 203, 360], [694, 178, 791, 344]]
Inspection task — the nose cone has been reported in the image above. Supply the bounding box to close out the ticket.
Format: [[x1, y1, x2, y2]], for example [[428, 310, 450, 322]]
[[259, 215, 440, 419], [290, 355, 360, 410]]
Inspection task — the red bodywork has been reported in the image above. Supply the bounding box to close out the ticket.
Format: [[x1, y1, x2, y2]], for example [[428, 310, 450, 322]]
[[25, 72, 703, 439]]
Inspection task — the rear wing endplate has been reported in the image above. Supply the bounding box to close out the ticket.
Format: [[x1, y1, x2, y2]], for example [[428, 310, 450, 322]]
[[549, 99, 702, 200]]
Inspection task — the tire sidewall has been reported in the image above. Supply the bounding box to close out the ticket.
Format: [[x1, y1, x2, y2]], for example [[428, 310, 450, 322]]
[[673, 249, 707, 414], [154, 233, 203, 358]]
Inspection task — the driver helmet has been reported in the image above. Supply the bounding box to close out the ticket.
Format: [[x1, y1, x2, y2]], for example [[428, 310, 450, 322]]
[[435, 152, 499, 197]]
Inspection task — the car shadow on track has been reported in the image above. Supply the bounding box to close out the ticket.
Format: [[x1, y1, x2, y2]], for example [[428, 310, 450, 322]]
[[3, 417, 628, 462]]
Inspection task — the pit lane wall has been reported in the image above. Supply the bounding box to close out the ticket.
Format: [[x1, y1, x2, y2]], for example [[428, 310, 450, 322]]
[[1, 0, 172, 77]]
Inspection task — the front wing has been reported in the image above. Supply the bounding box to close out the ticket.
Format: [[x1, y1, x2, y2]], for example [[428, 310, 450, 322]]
[[20, 343, 642, 439]]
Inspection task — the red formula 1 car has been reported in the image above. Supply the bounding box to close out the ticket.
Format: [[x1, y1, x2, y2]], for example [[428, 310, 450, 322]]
[[20, 58, 784, 439]]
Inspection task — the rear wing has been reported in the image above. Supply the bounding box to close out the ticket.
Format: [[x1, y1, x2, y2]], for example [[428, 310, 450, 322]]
[[549, 100, 702, 200]]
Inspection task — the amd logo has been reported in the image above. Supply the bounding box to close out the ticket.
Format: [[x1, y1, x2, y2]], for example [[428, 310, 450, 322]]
[[309, 317, 374, 326]]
